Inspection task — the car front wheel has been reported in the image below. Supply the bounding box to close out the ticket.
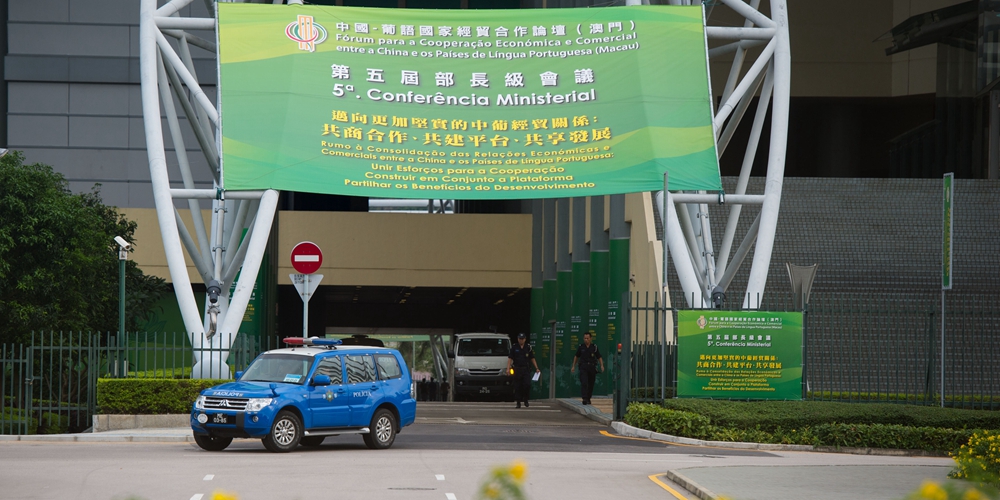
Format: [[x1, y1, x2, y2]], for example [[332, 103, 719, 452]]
[[362, 408, 396, 450], [194, 434, 233, 451], [262, 410, 302, 453]]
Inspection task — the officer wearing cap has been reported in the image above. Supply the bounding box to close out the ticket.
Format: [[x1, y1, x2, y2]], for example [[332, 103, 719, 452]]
[[571, 331, 604, 405], [506, 333, 540, 408]]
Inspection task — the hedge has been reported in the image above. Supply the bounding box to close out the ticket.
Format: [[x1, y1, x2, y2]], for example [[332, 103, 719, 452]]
[[661, 399, 1000, 432], [624, 401, 983, 453], [1, 407, 70, 435], [97, 378, 228, 414]]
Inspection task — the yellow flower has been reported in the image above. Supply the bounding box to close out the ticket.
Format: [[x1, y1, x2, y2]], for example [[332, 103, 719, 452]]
[[918, 481, 947, 500], [485, 485, 500, 499], [210, 491, 239, 500], [962, 488, 983, 500], [509, 461, 528, 482]]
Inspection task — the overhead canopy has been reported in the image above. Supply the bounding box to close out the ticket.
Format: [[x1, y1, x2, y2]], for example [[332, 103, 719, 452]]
[[217, 4, 722, 198]]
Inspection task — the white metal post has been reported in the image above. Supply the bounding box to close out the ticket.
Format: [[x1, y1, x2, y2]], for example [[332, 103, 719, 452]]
[[142, 0, 282, 378], [742, 1, 790, 308], [140, 0, 204, 338]]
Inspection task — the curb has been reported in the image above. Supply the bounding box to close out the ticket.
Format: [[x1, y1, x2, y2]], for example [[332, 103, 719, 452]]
[[555, 398, 612, 425], [0, 433, 194, 443], [610, 421, 814, 451], [664, 470, 719, 500], [92, 414, 190, 432]]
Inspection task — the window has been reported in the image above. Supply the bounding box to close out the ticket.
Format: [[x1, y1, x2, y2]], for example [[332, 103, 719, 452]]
[[241, 354, 312, 384], [457, 338, 510, 356], [345, 355, 376, 384], [376, 354, 402, 380], [315, 356, 343, 385]]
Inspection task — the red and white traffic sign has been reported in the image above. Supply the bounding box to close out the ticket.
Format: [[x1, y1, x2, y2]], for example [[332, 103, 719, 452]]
[[290, 241, 323, 274]]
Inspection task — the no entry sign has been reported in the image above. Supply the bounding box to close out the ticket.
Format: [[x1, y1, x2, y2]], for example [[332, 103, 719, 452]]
[[290, 241, 323, 274]]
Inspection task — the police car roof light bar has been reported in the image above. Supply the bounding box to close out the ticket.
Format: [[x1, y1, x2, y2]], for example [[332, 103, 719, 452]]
[[282, 337, 343, 347]]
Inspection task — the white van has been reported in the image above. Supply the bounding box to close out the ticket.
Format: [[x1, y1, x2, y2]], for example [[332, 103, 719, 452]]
[[451, 333, 514, 401]]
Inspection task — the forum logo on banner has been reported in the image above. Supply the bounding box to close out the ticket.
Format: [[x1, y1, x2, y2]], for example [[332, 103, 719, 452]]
[[285, 15, 328, 52], [220, 4, 722, 199]]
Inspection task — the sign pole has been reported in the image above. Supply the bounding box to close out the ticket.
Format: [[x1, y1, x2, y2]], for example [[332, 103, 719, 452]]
[[941, 173, 953, 408], [290, 241, 324, 339], [661, 172, 668, 401], [302, 273, 310, 337]]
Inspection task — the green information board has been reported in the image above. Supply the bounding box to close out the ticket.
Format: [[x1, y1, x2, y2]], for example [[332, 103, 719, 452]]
[[677, 311, 802, 400], [217, 4, 721, 198]]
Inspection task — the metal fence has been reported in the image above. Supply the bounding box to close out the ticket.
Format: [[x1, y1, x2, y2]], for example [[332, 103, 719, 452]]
[[615, 292, 1000, 418], [807, 293, 1000, 409], [1, 332, 277, 435]]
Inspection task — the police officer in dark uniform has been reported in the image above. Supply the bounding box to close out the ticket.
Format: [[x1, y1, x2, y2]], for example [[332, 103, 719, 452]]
[[506, 333, 540, 408], [571, 331, 605, 405]]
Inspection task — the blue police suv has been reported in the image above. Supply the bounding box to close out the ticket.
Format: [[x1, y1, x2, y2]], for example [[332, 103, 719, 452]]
[[191, 337, 416, 452]]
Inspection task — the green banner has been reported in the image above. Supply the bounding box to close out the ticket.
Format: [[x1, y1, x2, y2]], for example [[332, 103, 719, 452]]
[[218, 4, 721, 199], [677, 311, 803, 400]]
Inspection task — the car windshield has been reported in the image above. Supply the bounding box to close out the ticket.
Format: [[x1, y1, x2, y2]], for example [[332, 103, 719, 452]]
[[457, 338, 509, 356], [241, 354, 313, 384]]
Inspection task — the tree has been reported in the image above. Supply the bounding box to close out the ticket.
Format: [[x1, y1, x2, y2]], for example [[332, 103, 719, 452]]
[[0, 151, 169, 345]]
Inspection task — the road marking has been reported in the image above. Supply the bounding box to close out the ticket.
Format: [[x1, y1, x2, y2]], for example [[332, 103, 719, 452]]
[[416, 417, 474, 424], [446, 493, 457, 500], [599, 430, 665, 443], [649, 474, 689, 500], [203, 475, 214, 481], [436, 475, 445, 481], [190, 495, 203, 500], [588, 458, 703, 463]]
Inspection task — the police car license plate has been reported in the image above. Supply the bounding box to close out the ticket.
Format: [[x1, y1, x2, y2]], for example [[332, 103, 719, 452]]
[[479, 387, 490, 394], [210, 413, 234, 424]]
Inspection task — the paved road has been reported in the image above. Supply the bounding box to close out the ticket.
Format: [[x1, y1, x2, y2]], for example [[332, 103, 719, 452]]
[[0, 401, 959, 500]]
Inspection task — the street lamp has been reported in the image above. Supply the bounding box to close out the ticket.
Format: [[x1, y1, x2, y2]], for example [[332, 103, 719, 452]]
[[114, 237, 130, 375]]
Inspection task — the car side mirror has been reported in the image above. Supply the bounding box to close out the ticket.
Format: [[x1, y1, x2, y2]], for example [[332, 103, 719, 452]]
[[447, 350, 455, 359], [235, 371, 244, 380], [312, 374, 331, 386]]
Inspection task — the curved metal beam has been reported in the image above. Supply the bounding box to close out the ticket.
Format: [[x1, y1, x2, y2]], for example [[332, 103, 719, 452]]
[[141, 0, 280, 377]]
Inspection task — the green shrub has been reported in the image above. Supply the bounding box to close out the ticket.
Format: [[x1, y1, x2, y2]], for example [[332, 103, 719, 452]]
[[709, 426, 778, 444], [903, 480, 1000, 500], [37, 411, 70, 434], [0, 408, 68, 434], [662, 399, 1000, 432], [624, 400, 978, 453], [97, 378, 229, 414], [950, 431, 1000, 484], [0, 407, 37, 434], [811, 391, 1000, 407], [624, 403, 712, 439], [809, 423, 973, 452]]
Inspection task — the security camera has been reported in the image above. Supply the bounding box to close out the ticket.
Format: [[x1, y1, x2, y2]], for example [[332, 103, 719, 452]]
[[206, 280, 222, 305], [711, 286, 726, 309], [114, 236, 131, 250]]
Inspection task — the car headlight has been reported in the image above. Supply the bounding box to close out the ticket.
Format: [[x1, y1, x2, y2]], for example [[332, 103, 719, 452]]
[[245, 398, 273, 412], [195, 395, 207, 410], [456, 368, 470, 376]]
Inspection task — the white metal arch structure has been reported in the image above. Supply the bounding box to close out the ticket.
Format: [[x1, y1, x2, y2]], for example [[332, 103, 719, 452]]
[[141, 0, 789, 376], [644, 0, 790, 309], [140, 0, 280, 378]]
